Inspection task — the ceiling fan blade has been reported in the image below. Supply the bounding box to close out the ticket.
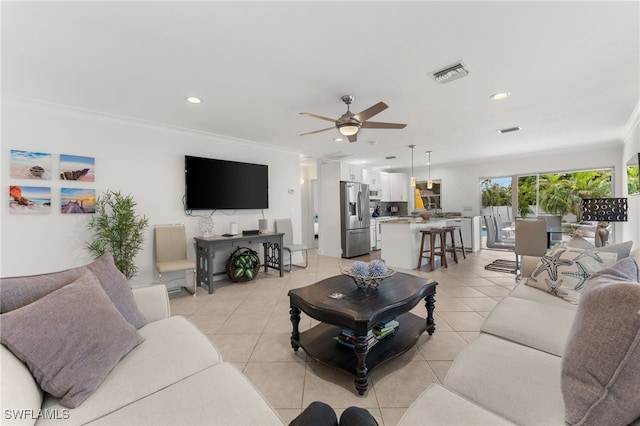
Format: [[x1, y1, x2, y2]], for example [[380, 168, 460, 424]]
[[347, 133, 358, 143], [299, 112, 336, 122], [300, 126, 335, 136], [361, 121, 407, 129], [353, 102, 388, 122]]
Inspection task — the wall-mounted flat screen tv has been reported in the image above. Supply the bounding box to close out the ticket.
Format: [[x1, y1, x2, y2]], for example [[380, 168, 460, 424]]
[[185, 155, 269, 210]]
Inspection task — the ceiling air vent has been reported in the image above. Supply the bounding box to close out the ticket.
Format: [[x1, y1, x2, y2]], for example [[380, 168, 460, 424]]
[[498, 126, 521, 134], [430, 61, 470, 84], [385, 156, 397, 160], [322, 151, 354, 160]]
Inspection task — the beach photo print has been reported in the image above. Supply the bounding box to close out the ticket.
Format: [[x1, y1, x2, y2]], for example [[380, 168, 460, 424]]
[[9, 186, 52, 214], [10, 150, 53, 180], [60, 154, 95, 181], [61, 188, 96, 214]]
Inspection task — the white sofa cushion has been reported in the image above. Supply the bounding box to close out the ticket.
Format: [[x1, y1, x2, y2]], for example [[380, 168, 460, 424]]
[[0, 345, 43, 426], [508, 281, 578, 309], [480, 296, 576, 356], [398, 383, 515, 425], [84, 363, 284, 425], [37, 316, 222, 425], [444, 334, 565, 425]]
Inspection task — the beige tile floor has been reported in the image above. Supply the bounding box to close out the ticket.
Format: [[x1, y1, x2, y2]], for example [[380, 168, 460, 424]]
[[169, 247, 517, 425]]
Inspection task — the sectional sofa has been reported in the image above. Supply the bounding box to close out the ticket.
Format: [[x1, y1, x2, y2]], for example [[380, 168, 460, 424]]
[[3, 242, 639, 426], [399, 238, 640, 425], [0, 254, 284, 425]]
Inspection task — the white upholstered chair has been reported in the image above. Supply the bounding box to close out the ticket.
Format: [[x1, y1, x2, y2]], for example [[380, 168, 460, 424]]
[[154, 225, 196, 295], [275, 218, 308, 272]]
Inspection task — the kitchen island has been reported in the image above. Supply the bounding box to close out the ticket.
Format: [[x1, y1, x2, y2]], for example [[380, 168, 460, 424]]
[[378, 218, 451, 270]]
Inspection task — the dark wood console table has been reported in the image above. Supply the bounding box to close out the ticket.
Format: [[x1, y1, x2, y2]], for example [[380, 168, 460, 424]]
[[288, 272, 436, 395], [194, 232, 284, 294]]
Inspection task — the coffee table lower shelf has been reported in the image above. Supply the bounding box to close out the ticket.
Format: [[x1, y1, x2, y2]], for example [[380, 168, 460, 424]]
[[293, 312, 428, 380]]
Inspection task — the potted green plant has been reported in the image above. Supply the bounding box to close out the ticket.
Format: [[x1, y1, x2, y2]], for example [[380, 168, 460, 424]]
[[86, 190, 149, 280]]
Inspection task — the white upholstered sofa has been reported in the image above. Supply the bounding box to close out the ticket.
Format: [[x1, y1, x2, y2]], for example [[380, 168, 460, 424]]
[[1, 254, 284, 426], [399, 239, 640, 425]]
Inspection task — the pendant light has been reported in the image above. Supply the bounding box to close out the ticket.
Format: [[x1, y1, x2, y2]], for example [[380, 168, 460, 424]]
[[409, 145, 416, 187], [426, 150, 433, 189]]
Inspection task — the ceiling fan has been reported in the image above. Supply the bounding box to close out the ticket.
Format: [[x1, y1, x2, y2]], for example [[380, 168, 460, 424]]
[[300, 95, 407, 142]]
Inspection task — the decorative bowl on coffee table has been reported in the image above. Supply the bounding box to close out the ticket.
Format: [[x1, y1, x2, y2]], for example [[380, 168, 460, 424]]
[[340, 267, 396, 289]]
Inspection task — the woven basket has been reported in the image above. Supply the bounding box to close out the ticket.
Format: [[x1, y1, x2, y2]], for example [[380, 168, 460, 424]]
[[340, 267, 396, 289], [226, 247, 260, 282]]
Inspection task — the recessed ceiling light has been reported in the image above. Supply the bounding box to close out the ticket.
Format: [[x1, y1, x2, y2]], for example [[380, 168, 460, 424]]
[[334, 137, 343, 142], [185, 97, 202, 104], [490, 92, 511, 100]]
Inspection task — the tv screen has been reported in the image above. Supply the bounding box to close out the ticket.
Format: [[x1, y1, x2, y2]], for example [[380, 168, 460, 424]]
[[185, 156, 269, 210]]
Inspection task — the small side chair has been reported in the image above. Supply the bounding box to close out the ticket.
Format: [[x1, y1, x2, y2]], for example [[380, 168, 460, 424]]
[[154, 225, 196, 296], [275, 218, 308, 272]]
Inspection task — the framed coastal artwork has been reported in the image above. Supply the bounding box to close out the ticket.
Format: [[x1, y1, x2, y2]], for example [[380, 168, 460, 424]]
[[60, 188, 96, 214], [10, 150, 52, 180], [60, 154, 95, 181], [9, 186, 51, 214]]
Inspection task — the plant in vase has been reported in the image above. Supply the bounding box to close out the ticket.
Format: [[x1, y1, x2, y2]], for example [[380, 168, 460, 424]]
[[86, 190, 149, 280]]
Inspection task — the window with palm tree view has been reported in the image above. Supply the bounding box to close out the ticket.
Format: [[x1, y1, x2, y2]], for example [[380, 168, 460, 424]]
[[481, 168, 613, 242]]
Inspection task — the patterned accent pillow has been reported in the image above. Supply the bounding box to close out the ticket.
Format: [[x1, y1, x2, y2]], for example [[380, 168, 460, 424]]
[[526, 245, 618, 302]]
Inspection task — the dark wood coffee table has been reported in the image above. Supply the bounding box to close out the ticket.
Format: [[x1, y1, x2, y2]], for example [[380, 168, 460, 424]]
[[288, 272, 437, 395]]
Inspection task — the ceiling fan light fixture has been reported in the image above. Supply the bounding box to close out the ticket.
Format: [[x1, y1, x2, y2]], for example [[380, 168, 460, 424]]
[[338, 123, 360, 136]]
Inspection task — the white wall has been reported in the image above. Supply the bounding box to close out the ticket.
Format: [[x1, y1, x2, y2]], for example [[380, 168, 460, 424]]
[[317, 159, 342, 257], [1, 97, 302, 284]]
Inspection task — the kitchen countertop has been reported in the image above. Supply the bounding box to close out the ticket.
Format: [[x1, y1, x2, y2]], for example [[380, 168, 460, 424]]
[[382, 218, 450, 224]]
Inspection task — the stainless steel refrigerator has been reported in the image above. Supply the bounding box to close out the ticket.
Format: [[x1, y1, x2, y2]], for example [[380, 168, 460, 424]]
[[340, 181, 371, 258]]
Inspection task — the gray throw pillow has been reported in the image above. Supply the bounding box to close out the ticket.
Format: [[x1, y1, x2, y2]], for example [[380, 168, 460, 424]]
[[566, 235, 595, 249], [561, 257, 640, 425], [0, 253, 145, 329], [567, 236, 633, 260], [0, 271, 144, 408]]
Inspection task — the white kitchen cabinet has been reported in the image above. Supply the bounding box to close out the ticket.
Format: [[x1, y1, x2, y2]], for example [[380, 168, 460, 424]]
[[446, 216, 482, 252], [362, 169, 381, 190], [340, 163, 362, 182], [389, 173, 408, 201], [370, 222, 377, 250], [379, 172, 390, 201]]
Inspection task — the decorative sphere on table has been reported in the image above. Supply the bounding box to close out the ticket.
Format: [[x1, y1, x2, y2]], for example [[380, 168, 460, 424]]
[[350, 261, 370, 277], [368, 259, 388, 277]]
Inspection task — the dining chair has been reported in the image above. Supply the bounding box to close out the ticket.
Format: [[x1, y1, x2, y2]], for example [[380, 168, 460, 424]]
[[275, 218, 308, 272], [514, 219, 548, 278], [537, 215, 563, 246], [154, 225, 196, 295], [484, 215, 515, 251]]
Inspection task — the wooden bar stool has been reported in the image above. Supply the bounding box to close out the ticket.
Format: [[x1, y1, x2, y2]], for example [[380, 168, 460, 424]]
[[454, 225, 466, 259], [418, 228, 448, 271], [442, 226, 466, 263]]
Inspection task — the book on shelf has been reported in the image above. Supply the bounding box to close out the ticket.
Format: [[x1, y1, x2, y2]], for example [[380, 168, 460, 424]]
[[373, 319, 399, 336], [333, 333, 381, 350], [334, 318, 399, 349]]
